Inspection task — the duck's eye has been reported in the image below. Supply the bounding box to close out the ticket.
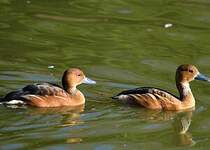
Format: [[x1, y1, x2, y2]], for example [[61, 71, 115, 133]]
[[180, 68, 187, 71], [78, 74, 82, 76], [189, 70, 193, 73]]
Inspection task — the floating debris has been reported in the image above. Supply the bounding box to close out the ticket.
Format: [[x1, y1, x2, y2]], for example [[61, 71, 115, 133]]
[[48, 65, 55, 69], [164, 23, 173, 28]]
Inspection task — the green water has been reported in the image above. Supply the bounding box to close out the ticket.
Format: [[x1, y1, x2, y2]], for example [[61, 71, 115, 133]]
[[1, 0, 210, 149]]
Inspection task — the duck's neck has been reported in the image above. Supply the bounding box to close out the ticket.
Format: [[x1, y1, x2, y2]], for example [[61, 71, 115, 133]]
[[62, 76, 77, 95], [64, 85, 78, 95], [176, 81, 195, 108]]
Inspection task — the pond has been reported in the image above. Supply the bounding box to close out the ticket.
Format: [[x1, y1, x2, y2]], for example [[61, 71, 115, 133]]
[[0, 0, 210, 149]]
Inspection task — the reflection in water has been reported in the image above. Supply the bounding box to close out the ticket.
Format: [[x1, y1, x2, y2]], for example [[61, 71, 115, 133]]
[[1, 0, 210, 149], [173, 111, 192, 134], [173, 111, 195, 146], [135, 108, 195, 146], [34, 105, 85, 114], [32, 105, 84, 126], [31, 105, 85, 144], [61, 111, 84, 127], [66, 137, 83, 144]]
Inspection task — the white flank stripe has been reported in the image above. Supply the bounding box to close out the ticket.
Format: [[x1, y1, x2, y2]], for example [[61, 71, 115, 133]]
[[5, 100, 24, 105], [118, 95, 129, 100]]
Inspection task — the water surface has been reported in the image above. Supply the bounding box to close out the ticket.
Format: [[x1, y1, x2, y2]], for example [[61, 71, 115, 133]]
[[0, 0, 210, 149]]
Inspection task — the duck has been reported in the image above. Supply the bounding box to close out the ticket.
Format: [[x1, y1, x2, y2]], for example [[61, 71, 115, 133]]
[[0, 68, 96, 107], [112, 64, 210, 110]]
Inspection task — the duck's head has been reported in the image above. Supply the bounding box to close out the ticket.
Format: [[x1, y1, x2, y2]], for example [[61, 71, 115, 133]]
[[62, 68, 96, 90], [176, 64, 210, 83]]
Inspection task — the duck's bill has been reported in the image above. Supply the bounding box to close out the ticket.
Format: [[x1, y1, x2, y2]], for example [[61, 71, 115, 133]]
[[195, 73, 210, 82], [83, 77, 96, 84]]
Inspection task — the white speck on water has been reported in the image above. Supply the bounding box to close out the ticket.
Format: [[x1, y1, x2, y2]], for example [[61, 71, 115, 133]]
[[26, 0, 31, 4], [117, 8, 132, 14], [164, 23, 173, 28], [48, 65, 55, 69]]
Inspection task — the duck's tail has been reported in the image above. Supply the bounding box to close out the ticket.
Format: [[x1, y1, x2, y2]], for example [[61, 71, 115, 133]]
[[112, 94, 127, 100], [0, 97, 25, 106], [111, 95, 119, 100]]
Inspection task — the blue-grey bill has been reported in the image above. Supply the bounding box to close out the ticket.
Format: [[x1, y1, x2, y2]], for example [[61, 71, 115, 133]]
[[83, 77, 96, 84], [195, 73, 210, 82]]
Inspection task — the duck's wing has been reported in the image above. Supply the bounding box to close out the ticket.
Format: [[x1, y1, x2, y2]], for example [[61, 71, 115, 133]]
[[112, 87, 181, 110], [23, 83, 66, 96], [2, 83, 68, 104]]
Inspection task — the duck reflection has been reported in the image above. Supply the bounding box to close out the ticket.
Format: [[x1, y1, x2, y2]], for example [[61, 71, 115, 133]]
[[134, 108, 195, 146], [29, 104, 85, 126], [173, 110, 195, 146], [29, 104, 84, 113], [33, 105, 85, 144], [3, 104, 85, 144], [30, 105, 84, 144]]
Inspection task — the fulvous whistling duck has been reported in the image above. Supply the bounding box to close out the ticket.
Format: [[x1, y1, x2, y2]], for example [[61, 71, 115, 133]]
[[112, 64, 210, 110], [0, 68, 96, 107]]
